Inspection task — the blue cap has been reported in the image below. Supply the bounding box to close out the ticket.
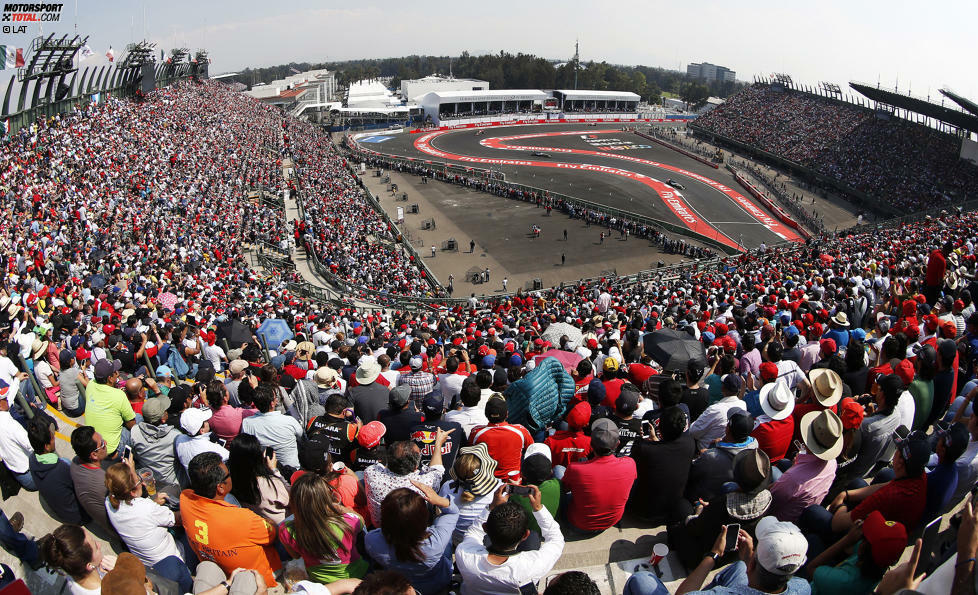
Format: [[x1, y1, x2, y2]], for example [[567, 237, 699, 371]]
[[850, 328, 867, 342], [509, 354, 523, 367], [784, 325, 799, 338], [155, 365, 173, 378], [702, 331, 715, 345], [483, 354, 496, 368]]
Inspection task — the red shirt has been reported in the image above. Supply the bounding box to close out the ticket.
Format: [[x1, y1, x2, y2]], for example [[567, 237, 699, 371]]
[[562, 455, 637, 531], [601, 378, 626, 408], [469, 422, 533, 481], [926, 249, 946, 286], [544, 430, 593, 468], [851, 474, 927, 530], [751, 416, 794, 462]]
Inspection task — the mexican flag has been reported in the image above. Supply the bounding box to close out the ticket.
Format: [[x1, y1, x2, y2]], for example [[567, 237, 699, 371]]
[[0, 46, 25, 70]]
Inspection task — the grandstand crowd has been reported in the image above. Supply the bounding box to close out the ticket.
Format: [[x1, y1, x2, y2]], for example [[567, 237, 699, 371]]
[[695, 83, 978, 212], [3, 80, 978, 595]]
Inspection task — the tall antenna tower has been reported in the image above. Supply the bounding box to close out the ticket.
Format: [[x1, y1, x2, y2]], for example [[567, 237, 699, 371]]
[[573, 39, 579, 90]]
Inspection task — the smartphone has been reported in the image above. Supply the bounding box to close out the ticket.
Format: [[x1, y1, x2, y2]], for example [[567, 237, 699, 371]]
[[918, 517, 942, 576], [122, 445, 132, 460], [641, 420, 652, 437], [264, 447, 274, 459], [724, 524, 740, 552], [506, 485, 533, 497]]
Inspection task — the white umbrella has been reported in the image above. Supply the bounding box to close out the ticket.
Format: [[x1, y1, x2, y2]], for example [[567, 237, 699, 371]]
[[541, 322, 583, 346]]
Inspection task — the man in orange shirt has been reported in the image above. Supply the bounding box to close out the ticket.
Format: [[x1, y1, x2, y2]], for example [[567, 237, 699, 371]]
[[180, 452, 281, 586]]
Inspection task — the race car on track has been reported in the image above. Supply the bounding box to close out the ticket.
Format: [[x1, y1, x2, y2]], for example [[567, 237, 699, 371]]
[[531, 151, 550, 157], [666, 179, 685, 190]]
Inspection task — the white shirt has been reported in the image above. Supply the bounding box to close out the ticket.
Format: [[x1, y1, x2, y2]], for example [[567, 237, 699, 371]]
[[174, 433, 229, 470], [0, 410, 34, 474], [0, 356, 20, 389], [105, 496, 182, 566], [35, 359, 55, 389], [775, 359, 807, 389], [896, 390, 916, 431], [444, 406, 490, 439], [437, 373, 466, 406], [688, 396, 744, 451], [455, 505, 565, 594]]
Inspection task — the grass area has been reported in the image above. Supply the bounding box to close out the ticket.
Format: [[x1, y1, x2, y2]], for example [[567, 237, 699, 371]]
[[661, 91, 680, 99]]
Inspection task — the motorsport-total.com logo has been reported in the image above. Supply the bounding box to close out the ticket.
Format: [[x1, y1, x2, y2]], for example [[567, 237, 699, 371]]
[[2, 3, 62, 34]]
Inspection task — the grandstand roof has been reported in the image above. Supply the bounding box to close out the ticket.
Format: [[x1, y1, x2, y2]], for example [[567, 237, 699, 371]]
[[850, 82, 978, 133], [419, 89, 549, 104], [940, 89, 978, 118], [553, 90, 640, 101]]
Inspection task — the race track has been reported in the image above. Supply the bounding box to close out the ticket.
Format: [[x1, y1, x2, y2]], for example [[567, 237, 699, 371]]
[[356, 123, 800, 249]]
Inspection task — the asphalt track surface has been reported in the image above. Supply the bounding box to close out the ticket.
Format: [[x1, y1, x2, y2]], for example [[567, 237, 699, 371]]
[[361, 123, 801, 249]]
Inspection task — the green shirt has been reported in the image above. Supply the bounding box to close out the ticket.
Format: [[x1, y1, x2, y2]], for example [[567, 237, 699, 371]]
[[811, 549, 879, 595], [511, 478, 561, 533], [84, 381, 136, 454], [909, 379, 934, 431]]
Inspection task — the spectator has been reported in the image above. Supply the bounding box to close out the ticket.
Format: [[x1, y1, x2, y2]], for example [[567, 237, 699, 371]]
[[689, 373, 746, 450], [510, 444, 562, 535], [228, 433, 291, 524], [847, 374, 903, 480], [347, 359, 389, 424], [439, 443, 501, 544], [562, 418, 637, 533], [545, 400, 593, 471], [365, 484, 460, 594], [923, 421, 969, 522], [630, 405, 696, 524], [364, 429, 451, 527], [806, 510, 906, 595], [28, 417, 87, 525], [443, 383, 488, 438], [175, 407, 230, 471], [85, 359, 136, 457], [180, 451, 281, 587], [751, 379, 796, 462], [409, 394, 463, 471], [278, 472, 368, 584], [130, 396, 182, 487], [58, 349, 89, 417], [469, 394, 533, 481], [295, 435, 370, 521], [308, 393, 361, 467], [769, 409, 842, 522], [104, 461, 192, 593], [455, 484, 565, 593], [351, 420, 388, 474], [39, 524, 116, 594], [396, 356, 436, 407], [206, 379, 249, 442], [378, 385, 424, 443], [69, 425, 114, 533], [686, 409, 758, 503], [241, 382, 305, 471], [610, 386, 644, 456], [0, 390, 37, 491]]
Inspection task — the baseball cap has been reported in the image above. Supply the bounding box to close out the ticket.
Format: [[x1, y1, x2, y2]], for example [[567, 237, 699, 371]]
[[937, 421, 970, 452], [521, 453, 552, 485], [862, 510, 907, 567], [754, 517, 808, 575], [565, 401, 592, 429], [819, 338, 837, 356], [409, 356, 423, 370], [358, 421, 386, 449], [389, 385, 412, 408], [721, 373, 743, 394], [485, 394, 508, 422], [482, 354, 496, 368], [58, 348, 75, 367], [421, 394, 444, 416], [228, 359, 249, 374], [759, 362, 779, 383], [615, 389, 639, 416], [727, 408, 754, 442], [154, 365, 173, 378], [590, 417, 619, 452], [141, 396, 171, 424], [837, 397, 864, 430], [75, 346, 92, 361], [180, 407, 213, 435], [894, 428, 930, 475], [603, 357, 620, 372], [94, 359, 122, 379]]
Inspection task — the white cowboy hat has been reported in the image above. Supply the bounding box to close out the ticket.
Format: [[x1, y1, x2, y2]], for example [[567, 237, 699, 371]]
[[758, 380, 795, 421]]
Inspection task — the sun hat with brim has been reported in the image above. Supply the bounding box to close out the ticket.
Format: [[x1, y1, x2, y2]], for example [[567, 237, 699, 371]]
[[315, 366, 339, 388], [295, 341, 315, 360], [31, 339, 48, 360], [758, 380, 795, 421], [355, 359, 381, 385], [808, 368, 843, 407], [799, 409, 844, 460], [449, 442, 498, 498], [732, 448, 771, 494], [831, 312, 850, 327]]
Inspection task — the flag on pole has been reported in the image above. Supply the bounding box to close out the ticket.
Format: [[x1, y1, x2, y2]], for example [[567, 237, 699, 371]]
[[290, 67, 300, 75], [106, 46, 115, 62], [0, 46, 25, 70], [79, 45, 94, 61], [160, 49, 164, 61]]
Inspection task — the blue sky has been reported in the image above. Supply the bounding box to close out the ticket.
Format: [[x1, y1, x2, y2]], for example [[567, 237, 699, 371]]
[[1, 0, 976, 101]]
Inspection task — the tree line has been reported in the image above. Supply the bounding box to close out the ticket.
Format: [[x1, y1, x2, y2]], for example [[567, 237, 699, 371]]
[[236, 52, 745, 109]]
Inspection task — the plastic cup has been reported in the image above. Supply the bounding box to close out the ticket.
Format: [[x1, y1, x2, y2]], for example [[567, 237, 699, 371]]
[[139, 469, 156, 497], [649, 542, 669, 567]]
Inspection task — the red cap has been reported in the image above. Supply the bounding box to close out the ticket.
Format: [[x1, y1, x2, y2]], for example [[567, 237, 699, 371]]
[[862, 510, 907, 567], [819, 338, 837, 356], [566, 401, 592, 430], [923, 314, 939, 332], [954, 299, 965, 312], [477, 345, 490, 357], [75, 347, 92, 360], [894, 358, 915, 386], [533, 338, 544, 347], [587, 338, 598, 349], [759, 362, 779, 383], [357, 421, 386, 449], [838, 397, 864, 430]]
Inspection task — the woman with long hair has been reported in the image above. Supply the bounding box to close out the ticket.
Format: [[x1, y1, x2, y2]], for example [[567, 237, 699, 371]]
[[38, 524, 115, 594], [103, 462, 192, 593], [227, 433, 291, 524], [364, 484, 459, 594], [277, 473, 367, 584]]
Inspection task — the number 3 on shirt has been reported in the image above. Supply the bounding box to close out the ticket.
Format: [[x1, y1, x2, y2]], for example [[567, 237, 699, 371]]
[[194, 520, 209, 545]]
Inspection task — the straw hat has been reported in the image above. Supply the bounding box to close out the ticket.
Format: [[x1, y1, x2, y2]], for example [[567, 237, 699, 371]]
[[809, 368, 843, 407], [799, 409, 844, 460]]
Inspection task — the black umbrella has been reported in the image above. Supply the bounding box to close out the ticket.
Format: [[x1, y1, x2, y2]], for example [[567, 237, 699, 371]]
[[215, 319, 254, 349], [643, 328, 707, 372]]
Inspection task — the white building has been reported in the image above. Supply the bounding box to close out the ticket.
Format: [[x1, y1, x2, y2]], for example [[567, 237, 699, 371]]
[[417, 89, 549, 124], [245, 68, 336, 102], [400, 75, 488, 102], [347, 79, 401, 109], [551, 90, 640, 112]]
